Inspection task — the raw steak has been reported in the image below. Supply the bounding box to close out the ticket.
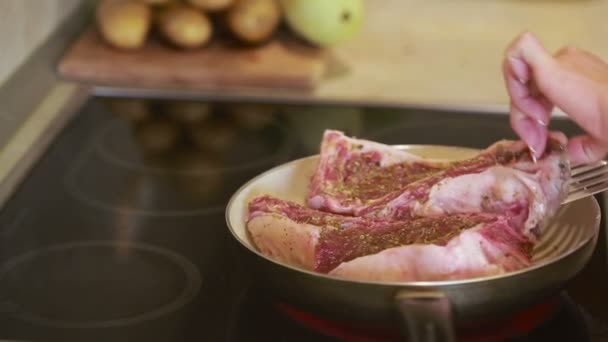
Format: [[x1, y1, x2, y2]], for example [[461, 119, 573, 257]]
[[308, 130, 570, 240], [308, 130, 447, 214], [247, 195, 532, 280]]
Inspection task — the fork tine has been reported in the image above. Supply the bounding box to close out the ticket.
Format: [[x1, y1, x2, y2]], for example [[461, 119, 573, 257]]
[[563, 193, 582, 204], [561, 160, 608, 203], [564, 189, 599, 204], [569, 172, 608, 192], [565, 179, 608, 203], [564, 169, 608, 203], [571, 160, 608, 175], [570, 164, 608, 184]]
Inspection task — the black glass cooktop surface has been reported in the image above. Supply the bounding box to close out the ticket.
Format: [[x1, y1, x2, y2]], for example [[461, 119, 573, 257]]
[[0, 98, 606, 342]]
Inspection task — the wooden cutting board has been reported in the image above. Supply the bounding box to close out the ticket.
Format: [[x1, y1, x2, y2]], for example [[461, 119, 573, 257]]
[[57, 26, 328, 91]]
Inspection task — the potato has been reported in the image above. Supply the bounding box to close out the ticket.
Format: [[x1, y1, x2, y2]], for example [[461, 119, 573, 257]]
[[157, 5, 213, 49], [188, 119, 236, 152], [142, 0, 174, 5], [96, 0, 152, 50], [104, 98, 150, 122], [166, 101, 212, 124], [227, 104, 276, 129], [132, 118, 181, 154], [187, 0, 235, 11], [226, 0, 281, 44]]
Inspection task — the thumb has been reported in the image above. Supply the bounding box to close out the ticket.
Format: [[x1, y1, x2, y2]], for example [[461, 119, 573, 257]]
[[512, 35, 607, 141], [567, 135, 608, 165]]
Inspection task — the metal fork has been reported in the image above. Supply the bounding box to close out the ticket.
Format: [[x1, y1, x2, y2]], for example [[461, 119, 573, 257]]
[[564, 160, 608, 204]]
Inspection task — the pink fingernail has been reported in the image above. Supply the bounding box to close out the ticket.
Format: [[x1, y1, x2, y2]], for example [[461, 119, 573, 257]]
[[519, 117, 547, 159], [529, 146, 538, 163], [508, 57, 529, 84]]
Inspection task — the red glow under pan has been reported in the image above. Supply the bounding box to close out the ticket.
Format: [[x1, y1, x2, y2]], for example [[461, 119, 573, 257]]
[[277, 297, 561, 342]]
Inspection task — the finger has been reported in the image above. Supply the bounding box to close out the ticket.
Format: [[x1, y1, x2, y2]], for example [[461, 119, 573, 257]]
[[506, 76, 553, 126], [503, 65, 552, 147], [503, 33, 554, 126], [528, 82, 554, 123], [512, 40, 608, 140], [505, 55, 530, 83], [555, 45, 608, 80], [548, 130, 568, 146], [566, 135, 608, 165], [505, 32, 556, 72], [535, 72, 606, 141], [507, 33, 608, 158], [510, 106, 548, 157]]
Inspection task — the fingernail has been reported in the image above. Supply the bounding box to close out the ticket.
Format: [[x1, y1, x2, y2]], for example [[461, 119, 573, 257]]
[[529, 136, 541, 158], [519, 117, 547, 158], [531, 124, 548, 159], [508, 57, 528, 84], [529, 147, 538, 163]]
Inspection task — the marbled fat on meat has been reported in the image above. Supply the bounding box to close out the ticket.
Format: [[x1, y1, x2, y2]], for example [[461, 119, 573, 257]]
[[308, 130, 570, 241], [308, 130, 447, 214], [247, 195, 533, 280], [245, 130, 571, 282], [329, 222, 531, 282]]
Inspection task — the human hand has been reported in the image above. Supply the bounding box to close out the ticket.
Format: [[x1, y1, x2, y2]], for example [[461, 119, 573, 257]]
[[503, 32, 608, 164]]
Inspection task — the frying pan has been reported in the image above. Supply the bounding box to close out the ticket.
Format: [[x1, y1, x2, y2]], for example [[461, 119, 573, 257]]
[[225, 144, 601, 342]]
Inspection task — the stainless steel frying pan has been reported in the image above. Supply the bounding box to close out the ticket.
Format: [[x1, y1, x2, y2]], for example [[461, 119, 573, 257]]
[[225, 145, 601, 342]]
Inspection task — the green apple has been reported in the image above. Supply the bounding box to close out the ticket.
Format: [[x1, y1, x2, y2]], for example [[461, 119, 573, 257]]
[[279, 0, 363, 46]]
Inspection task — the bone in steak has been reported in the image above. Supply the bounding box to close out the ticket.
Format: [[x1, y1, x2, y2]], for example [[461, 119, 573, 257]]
[[247, 195, 532, 280], [308, 130, 570, 241], [308, 130, 447, 214]]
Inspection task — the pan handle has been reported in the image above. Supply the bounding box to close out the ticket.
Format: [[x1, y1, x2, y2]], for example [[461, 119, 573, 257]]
[[395, 290, 456, 342]]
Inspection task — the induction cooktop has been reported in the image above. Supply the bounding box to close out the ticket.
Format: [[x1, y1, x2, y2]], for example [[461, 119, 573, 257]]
[[0, 97, 606, 342]]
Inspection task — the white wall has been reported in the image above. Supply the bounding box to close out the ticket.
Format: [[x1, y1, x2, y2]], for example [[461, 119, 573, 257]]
[[0, 0, 82, 86]]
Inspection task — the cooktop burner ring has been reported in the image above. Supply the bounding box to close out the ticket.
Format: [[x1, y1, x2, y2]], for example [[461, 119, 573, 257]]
[[64, 169, 227, 217], [95, 118, 295, 175], [64, 141, 227, 217], [0, 241, 202, 329], [62, 116, 297, 217]]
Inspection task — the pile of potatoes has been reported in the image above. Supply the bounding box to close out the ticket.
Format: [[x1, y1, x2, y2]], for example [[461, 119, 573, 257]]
[[96, 0, 283, 50]]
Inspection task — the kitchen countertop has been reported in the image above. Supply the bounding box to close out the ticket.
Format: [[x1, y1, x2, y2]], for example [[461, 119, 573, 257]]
[[318, 0, 608, 111], [96, 0, 608, 114]]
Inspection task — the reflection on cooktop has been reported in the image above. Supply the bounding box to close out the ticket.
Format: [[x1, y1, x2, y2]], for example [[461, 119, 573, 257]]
[[65, 101, 294, 216], [97, 112, 292, 173], [0, 96, 605, 341], [0, 241, 201, 329]]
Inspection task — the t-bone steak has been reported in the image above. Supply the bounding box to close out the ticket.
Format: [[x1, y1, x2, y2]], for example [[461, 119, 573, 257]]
[[247, 195, 533, 281], [307, 130, 570, 241]]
